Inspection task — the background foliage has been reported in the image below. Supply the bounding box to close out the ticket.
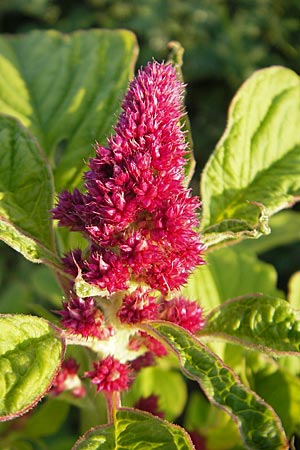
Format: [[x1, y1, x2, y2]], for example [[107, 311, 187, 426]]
[[0, 1, 300, 449]]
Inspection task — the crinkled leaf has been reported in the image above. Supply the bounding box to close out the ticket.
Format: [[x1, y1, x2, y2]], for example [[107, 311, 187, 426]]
[[147, 321, 288, 450], [73, 408, 194, 450], [201, 66, 300, 248], [181, 245, 282, 311], [202, 294, 300, 355], [0, 314, 65, 421], [0, 29, 138, 191], [0, 116, 58, 265]]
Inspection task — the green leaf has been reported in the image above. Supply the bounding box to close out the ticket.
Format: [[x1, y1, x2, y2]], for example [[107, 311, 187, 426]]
[[0, 116, 59, 265], [22, 398, 70, 438], [201, 66, 300, 248], [0, 280, 32, 314], [0, 0, 50, 16], [288, 271, 300, 310], [29, 265, 63, 308], [0, 314, 65, 421], [73, 408, 194, 450], [79, 388, 108, 433], [202, 294, 300, 355], [147, 321, 288, 450], [254, 368, 300, 438], [74, 270, 109, 299], [123, 366, 187, 421], [181, 245, 282, 311], [238, 210, 300, 255], [0, 29, 138, 191], [184, 392, 242, 450]]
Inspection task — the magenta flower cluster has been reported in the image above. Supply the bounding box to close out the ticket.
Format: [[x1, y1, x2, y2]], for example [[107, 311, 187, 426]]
[[51, 358, 86, 398], [53, 61, 205, 394]]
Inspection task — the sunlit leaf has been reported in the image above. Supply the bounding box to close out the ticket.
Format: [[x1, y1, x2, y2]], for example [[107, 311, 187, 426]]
[[288, 272, 300, 310], [202, 294, 300, 355], [201, 66, 300, 248], [0, 314, 65, 421], [181, 245, 282, 311], [238, 210, 300, 255], [73, 408, 194, 450], [184, 391, 243, 450]]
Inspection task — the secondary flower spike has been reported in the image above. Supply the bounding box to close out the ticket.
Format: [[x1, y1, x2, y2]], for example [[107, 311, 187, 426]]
[[53, 61, 205, 294], [86, 356, 129, 392]]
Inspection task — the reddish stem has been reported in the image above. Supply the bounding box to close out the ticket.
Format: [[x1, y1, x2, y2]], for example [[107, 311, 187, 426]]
[[104, 391, 121, 423]]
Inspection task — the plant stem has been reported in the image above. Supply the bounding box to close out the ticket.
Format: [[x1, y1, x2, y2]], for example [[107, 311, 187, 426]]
[[104, 391, 121, 423]]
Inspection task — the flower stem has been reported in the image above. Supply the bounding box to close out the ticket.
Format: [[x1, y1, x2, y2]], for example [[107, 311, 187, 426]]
[[104, 391, 121, 423]]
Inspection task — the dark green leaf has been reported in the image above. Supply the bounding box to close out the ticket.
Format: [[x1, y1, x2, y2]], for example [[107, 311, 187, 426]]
[[147, 321, 288, 450], [0, 116, 58, 265], [22, 398, 69, 438], [0, 29, 138, 191], [254, 368, 300, 438]]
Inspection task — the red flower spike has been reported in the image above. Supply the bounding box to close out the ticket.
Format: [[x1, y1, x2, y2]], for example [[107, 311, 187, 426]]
[[130, 352, 155, 372], [160, 297, 205, 334], [135, 395, 164, 419], [86, 356, 129, 393], [117, 288, 158, 324], [51, 358, 85, 398], [128, 331, 168, 357], [189, 431, 207, 450], [53, 61, 205, 294], [57, 295, 113, 339], [140, 332, 168, 357], [83, 247, 130, 293]]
